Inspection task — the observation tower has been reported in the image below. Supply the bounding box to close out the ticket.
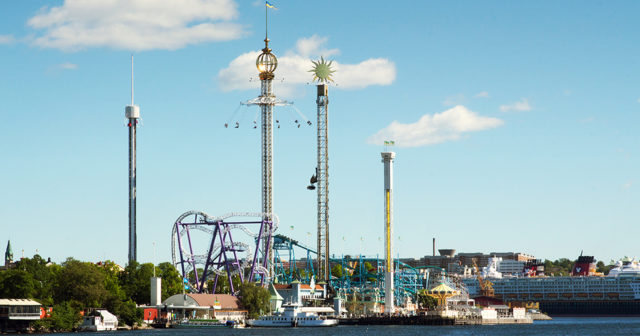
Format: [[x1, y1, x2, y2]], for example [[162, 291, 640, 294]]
[[125, 56, 140, 263]]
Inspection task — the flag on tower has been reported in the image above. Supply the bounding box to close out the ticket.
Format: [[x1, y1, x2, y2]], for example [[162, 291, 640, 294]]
[[266, 1, 277, 9]]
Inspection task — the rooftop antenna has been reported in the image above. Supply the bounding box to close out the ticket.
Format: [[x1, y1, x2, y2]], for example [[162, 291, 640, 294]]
[[131, 54, 134, 105], [153, 241, 156, 277]]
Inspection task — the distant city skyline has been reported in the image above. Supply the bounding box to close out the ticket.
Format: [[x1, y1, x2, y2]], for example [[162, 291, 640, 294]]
[[0, 1, 638, 266]]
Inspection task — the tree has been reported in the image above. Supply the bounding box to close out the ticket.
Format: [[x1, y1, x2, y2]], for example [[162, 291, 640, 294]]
[[120, 261, 155, 304], [0, 269, 36, 299], [213, 275, 242, 294], [417, 290, 438, 310], [54, 258, 108, 308], [114, 299, 142, 326], [331, 264, 343, 278], [363, 261, 375, 273], [34, 301, 82, 332], [596, 261, 613, 275], [543, 258, 574, 276], [13, 255, 60, 305], [238, 282, 270, 319], [157, 262, 182, 301]]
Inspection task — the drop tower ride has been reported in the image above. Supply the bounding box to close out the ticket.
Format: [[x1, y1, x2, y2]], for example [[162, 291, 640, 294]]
[[382, 151, 396, 314], [126, 57, 140, 263]]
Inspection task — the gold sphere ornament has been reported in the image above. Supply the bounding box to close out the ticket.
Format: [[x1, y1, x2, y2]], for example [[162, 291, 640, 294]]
[[309, 56, 336, 83], [257, 38, 278, 80]]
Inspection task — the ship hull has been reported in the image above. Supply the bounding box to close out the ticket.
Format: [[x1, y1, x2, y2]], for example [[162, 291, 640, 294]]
[[463, 275, 640, 316], [540, 300, 640, 316]]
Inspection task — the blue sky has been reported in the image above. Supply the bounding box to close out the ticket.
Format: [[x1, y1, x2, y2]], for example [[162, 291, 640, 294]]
[[0, 1, 638, 266]]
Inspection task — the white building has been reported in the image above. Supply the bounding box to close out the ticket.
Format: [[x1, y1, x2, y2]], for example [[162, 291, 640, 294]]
[[273, 281, 326, 306], [79, 309, 118, 331]]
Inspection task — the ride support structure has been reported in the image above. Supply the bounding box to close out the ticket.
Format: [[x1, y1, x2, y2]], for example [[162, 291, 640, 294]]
[[316, 84, 329, 282], [171, 212, 277, 295], [382, 151, 396, 314]]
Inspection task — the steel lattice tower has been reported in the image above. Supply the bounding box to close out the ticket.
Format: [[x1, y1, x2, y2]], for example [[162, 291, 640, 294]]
[[125, 56, 140, 263], [316, 84, 329, 282], [243, 34, 292, 279], [309, 57, 335, 282], [259, 54, 275, 276], [249, 6, 280, 278]]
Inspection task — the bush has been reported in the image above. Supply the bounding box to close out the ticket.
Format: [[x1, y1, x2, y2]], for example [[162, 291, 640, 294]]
[[35, 301, 82, 332], [238, 282, 270, 319]]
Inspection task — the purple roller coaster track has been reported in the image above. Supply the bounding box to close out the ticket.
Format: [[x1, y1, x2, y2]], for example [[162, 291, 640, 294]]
[[171, 211, 277, 295]]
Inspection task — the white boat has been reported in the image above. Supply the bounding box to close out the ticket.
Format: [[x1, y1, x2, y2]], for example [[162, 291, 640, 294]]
[[246, 303, 338, 327], [78, 309, 118, 331], [172, 318, 236, 328]]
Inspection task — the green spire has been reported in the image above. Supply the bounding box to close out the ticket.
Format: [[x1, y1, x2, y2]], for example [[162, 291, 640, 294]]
[[5, 240, 13, 265]]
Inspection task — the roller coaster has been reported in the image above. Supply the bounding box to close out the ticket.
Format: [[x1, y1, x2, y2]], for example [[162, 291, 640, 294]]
[[171, 211, 462, 307], [270, 233, 448, 306]]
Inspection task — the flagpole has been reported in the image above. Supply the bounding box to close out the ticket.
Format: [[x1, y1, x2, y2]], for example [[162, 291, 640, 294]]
[[265, 2, 268, 40]]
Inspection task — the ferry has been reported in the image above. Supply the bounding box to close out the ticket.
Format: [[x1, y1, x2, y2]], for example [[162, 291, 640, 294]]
[[246, 303, 338, 327], [172, 318, 236, 328], [462, 255, 640, 316]]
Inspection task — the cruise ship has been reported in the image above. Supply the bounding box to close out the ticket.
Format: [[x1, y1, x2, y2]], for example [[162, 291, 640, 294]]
[[462, 256, 640, 316]]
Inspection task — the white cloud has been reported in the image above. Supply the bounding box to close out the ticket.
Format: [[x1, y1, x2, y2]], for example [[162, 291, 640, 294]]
[[499, 98, 532, 112], [27, 0, 244, 51], [290, 35, 339, 58], [474, 91, 490, 98], [443, 93, 466, 106], [367, 105, 504, 148], [637, 97, 640, 103], [217, 35, 395, 96], [57, 62, 78, 70], [623, 181, 633, 189], [0, 34, 14, 44]]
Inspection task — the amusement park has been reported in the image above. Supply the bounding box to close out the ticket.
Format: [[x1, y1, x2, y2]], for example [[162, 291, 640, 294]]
[[158, 4, 503, 325], [5, 0, 640, 333]]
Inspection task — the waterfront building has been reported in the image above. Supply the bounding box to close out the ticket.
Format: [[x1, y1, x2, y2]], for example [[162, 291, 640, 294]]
[[0, 299, 41, 332], [273, 281, 326, 305], [153, 293, 247, 323]]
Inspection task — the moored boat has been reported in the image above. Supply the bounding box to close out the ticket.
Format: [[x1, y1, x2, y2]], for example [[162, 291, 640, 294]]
[[172, 318, 235, 328], [246, 303, 338, 327]]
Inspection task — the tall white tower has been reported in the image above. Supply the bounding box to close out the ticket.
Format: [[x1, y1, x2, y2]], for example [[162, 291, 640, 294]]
[[126, 56, 140, 263], [381, 151, 395, 314]]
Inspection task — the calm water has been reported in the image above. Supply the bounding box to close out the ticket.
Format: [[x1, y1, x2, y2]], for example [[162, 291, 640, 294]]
[[31, 318, 640, 336]]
